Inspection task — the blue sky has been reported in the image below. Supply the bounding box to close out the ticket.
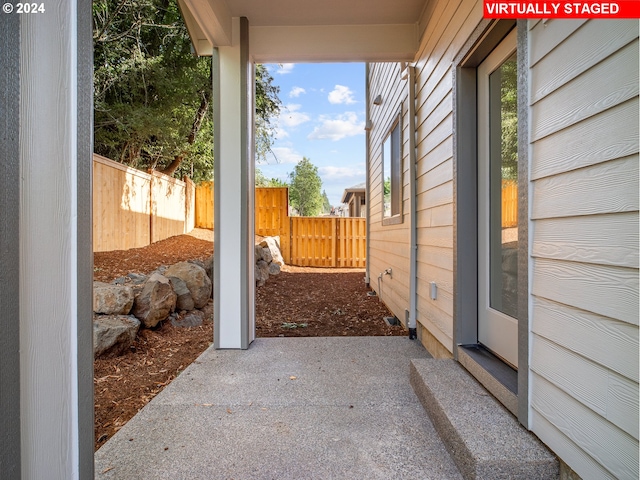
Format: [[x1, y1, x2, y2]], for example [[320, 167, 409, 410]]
[[257, 63, 366, 207]]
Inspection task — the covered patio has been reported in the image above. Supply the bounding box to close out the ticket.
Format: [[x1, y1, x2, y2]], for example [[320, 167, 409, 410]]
[[176, 0, 428, 349], [94, 337, 464, 478]]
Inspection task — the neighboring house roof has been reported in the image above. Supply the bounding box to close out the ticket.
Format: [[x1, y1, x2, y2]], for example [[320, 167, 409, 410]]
[[341, 182, 366, 204]]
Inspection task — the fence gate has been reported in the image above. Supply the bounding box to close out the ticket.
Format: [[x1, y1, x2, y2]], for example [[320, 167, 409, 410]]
[[290, 217, 366, 268], [337, 217, 366, 268], [191, 184, 366, 267]]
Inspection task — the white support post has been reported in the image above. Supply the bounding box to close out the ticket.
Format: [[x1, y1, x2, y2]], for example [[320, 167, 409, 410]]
[[17, 1, 94, 478], [213, 17, 255, 349]]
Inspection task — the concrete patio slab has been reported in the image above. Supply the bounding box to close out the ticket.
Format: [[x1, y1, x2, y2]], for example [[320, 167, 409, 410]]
[[95, 337, 463, 479]]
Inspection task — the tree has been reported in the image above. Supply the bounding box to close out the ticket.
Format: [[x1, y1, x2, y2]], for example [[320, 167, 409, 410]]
[[255, 65, 282, 163], [500, 55, 518, 180], [93, 0, 281, 182], [288, 158, 323, 217], [256, 168, 288, 187], [321, 190, 331, 214]]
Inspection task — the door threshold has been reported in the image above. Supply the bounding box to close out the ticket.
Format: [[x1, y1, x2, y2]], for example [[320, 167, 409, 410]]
[[458, 344, 518, 416]]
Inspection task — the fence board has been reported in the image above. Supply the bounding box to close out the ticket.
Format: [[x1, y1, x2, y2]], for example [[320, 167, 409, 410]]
[[290, 217, 367, 268], [255, 187, 290, 263], [195, 181, 214, 229], [337, 217, 367, 268], [176, 181, 366, 267], [93, 154, 151, 252], [150, 171, 188, 243], [184, 176, 196, 233], [291, 217, 337, 267], [93, 154, 194, 252], [503, 180, 518, 228]]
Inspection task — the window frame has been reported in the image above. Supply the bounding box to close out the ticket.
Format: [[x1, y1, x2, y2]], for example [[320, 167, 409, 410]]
[[381, 109, 403, 225]]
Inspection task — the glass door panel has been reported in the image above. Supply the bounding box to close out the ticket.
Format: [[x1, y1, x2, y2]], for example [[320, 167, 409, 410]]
[[477, 28, 519, 368]]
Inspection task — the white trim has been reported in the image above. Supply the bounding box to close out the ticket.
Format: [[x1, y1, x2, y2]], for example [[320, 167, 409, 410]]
[[477, 28, 518, 368], [250, 24, 417, 63], [214, 18, 253, 349], [19, 4, 82, 476]]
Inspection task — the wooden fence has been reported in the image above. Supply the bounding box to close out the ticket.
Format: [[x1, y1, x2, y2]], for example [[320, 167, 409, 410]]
[[255, 187, 291, 264], [93, 154, 195, 252], [502, 180, 518, 228], [337, 217, 367, 267], [195, 181, 214, 229], [194, 183, 365, 267], [290, 217, 366, 268]]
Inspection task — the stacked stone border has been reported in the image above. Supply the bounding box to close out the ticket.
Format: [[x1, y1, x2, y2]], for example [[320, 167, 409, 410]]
[[93, 236, 284, 358]]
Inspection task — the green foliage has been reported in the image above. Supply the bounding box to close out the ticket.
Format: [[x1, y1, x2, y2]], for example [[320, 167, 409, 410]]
[[500, 56, 518, 180], [256, 168, 288, 187], [93, 0, 213, 181], [93, 0, 281, 182], [281, 322, 308, 329], [321, 190, 331, 214], [288, 157, 323, 217], [255, 65, 282, 163], [383, 178, 390, 196]]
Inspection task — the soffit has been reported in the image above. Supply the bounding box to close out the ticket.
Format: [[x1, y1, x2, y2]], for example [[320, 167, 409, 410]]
[[179, 0, 428, 61], [224, 0, 427, 27]]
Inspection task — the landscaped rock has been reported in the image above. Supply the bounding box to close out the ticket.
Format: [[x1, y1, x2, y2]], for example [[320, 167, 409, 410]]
[[200, 299, 214, 323], [165, 261, 212, 309], [261, 246, 273, 264], [126, 272, 149, 284], [204, 254, 214, 285], [112, 272, 148, 286], [254, 244, 264, 262], [255, 259, 270, 286], [132, 273, 177, 328], [171, 309, 205, 328], [168, 276, 195, 311], [260, 236, 285, 266], [93, 282, 134, 315], [149, 266, 168, 277], [268, 263, 281, 276], [93, 314, 140, 358]]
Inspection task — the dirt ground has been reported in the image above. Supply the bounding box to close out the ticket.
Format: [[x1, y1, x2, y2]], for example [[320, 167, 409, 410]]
[[93, 229, 404, 450]]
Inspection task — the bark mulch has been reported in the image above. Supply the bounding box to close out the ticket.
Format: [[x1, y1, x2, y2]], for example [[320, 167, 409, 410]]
[[93, 230, 405, 450]]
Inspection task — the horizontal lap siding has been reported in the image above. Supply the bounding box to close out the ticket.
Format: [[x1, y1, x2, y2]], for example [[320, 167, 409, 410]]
[[529, 19, 639, 480], [411, 0, 483, 353], [368, 62, 411, 323]]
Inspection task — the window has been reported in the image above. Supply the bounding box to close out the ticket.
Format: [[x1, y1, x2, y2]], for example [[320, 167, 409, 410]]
[[382, 114, 402, 224]]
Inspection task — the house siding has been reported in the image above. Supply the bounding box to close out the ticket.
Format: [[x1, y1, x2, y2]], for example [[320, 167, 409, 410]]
[[528, 19, 639, 480], [413, 0, 486, 352], [368, 62, 411, 322], [368, 0, 485, 353], [369, 5, 638, 479]]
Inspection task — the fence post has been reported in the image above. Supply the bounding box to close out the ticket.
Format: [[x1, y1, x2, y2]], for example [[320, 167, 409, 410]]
[[149, 171, 154, 244], [331, 217, 337, 267]]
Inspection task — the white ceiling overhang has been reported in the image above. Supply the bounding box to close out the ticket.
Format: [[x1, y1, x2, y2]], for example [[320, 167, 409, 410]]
[[178, 0, 429, 62]]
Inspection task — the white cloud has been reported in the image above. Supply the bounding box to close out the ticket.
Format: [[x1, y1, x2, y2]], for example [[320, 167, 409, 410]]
[[274, 126, 289, 139], [328, 85, 356, 105], [319, 165, 365, 181], [308, 112, 365, 141], [270, 146, 303, 165], [276, 63, 295, 74], [289, 86, 306, 98], [278, 103, 311, 128]]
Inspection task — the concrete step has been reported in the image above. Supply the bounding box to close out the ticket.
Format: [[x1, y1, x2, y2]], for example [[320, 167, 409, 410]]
[[410, 359, 559, 480]]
